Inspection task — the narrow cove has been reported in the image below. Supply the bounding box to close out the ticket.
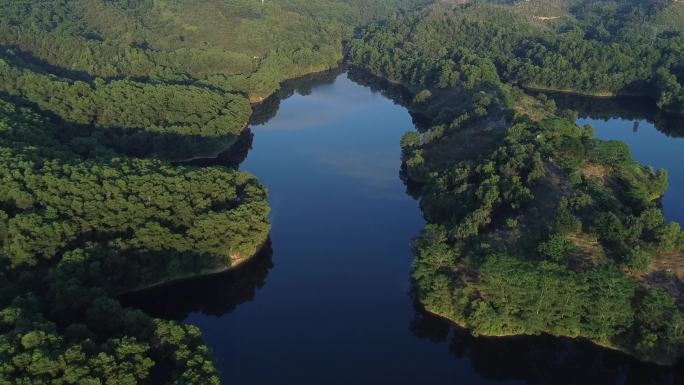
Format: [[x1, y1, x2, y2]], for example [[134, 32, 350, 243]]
[[122, 71, 683, 384]]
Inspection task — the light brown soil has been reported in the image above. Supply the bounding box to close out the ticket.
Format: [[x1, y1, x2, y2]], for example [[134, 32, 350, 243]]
[[582, 162, 608, 182]]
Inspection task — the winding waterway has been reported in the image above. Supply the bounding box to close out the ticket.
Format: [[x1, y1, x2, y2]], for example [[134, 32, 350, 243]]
[[124, 72, 683, 384]]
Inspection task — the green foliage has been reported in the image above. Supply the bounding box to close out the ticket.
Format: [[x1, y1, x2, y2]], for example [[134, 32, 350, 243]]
[[0, 1, 439, 383], [632, 287, 684, 361], [413, 89, 432, 104], [582, 262, 638, 340], [0, 91, 270, 383], [0, 0, 442, 382], [0, 1, 442, 382], [0, 0, 429, 98], [0, 296, 220, 385], [0, 52, 252, 137], [537, 233, 575, 262], [351, 0, 684, 365], [0, 100, 271, 271], [469, 256, 588, 338], [348, 0, 684, 114]]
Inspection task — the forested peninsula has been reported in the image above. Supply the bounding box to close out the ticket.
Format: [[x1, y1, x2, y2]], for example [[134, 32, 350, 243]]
[[352, 0, 684, 114], [0, 1, 428, 383], [349, 0, 684, 365], [2, 0, 684, 384]]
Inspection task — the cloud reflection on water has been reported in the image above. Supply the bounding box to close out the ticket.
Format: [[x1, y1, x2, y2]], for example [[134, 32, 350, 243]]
[[253, 76, 385, 131], [313, 149, 402, 197]]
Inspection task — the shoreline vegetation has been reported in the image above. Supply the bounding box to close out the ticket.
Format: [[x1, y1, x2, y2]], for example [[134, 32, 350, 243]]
[[348, 0, 684, 366], [423, 306, 628, 351], [522, 85, 619, 99], [353, 63, 684, 366], [0, 1, 432, 384], [521, 85, 684, 117], [373, 75, 684, 366], [122, 64, 359, 294], [346, 64, 684, 366], [1, 0, 684, 384], [117, 238, 272, 297]]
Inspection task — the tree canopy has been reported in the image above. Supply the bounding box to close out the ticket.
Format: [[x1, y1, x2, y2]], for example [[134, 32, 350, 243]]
[[0, 0, 431, 383], [350, 0, 684, 365]]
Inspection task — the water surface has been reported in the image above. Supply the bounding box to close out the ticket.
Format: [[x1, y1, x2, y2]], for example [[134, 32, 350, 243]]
[[126, 73, 682, 384]]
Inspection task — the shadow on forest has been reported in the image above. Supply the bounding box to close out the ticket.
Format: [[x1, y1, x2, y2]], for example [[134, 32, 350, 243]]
[[0, 52, 275, 323], [0, 89, 246, 162], [0, 47, 254, 162], [0, 44, 246, 94], [119, 240, 274, 320], [1, 44, 97, 82], [170, 128, 254, 168], [645, 270, 684, 309], [14, 56, 684, 383]]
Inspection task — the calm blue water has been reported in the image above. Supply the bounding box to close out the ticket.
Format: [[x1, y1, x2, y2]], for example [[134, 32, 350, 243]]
[[580, 116, 684, 224], [190, 73, 462, 385], [127, 74, 680, 385]]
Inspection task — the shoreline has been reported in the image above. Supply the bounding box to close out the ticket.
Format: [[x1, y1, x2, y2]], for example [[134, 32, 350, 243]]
[[249, 60, 346, 106], [522, 84, 684, 117], [522, 84, 620, 99], [361, 65, 684, 367], [423, 306, 677, 366], [117, 238, 271, 296], [120, 65, 345, 297]]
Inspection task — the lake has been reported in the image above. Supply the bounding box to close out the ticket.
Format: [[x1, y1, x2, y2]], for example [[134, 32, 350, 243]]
[[123, 71, 682, 384]]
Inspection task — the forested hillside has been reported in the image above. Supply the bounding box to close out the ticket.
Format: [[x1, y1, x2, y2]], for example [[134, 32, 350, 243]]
[[0, 95, 270, 383], [349, 0, 684, 114], [0, 0, 429, 100], [3, 0, 684, 382], [349, 0, 684, 365], [0, 0, 429, 383]]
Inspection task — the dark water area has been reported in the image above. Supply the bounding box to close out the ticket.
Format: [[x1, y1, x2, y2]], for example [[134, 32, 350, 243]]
[[124, 73, 682, 384]]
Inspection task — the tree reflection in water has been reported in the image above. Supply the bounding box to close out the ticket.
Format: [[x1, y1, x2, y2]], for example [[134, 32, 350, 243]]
[[120, 240, 274, 320], [410, 303, 683, 385]]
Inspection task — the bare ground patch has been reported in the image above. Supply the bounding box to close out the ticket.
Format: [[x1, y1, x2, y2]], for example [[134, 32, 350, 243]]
[[581, 162, 608, 182]]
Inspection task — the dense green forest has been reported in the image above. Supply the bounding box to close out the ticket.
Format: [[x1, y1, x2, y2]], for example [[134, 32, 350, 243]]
[[0, 0, 429, 99], [0, 94, 270, 383], [350, 0, 684, 365], [0, 0, 430, 383], [3, 0, 684, 382], [349, 0, 684, 114]]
